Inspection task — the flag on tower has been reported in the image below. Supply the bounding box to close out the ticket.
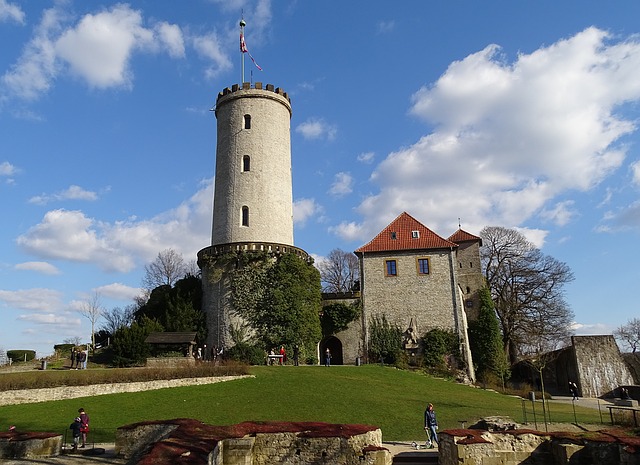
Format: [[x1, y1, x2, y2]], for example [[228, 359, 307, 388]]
[[240, 31, 262, 71]]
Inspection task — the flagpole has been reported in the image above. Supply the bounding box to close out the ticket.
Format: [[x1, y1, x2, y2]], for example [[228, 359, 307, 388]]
[[240, 19, 246, 83]]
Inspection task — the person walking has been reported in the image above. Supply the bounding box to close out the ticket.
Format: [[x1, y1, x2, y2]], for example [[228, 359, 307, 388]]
[[569, 381, 579, 401], [78, 408, 90, 448], [324, 348, 331, 367], [424, 403, 439, 448]]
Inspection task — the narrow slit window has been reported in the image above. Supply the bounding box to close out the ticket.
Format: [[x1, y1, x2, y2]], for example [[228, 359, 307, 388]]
[[385, 260, 397, 276], [242, 206, 249, 226], [242, 155, 250, 172], [244, 114, 251, 129]]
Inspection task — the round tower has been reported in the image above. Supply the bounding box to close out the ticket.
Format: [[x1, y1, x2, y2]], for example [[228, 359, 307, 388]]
[[212, 82, 293, 246], [198, 83, 308, 350]]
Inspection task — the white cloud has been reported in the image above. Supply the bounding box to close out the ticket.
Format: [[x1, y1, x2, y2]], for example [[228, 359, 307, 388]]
[[0, 161, 17, 176], [93, 283, 142, 301], [293, 198, 322, 226], [17, 312, 80, 327], [295, 118, 337, 141], [192, 33, 232, 79], [0, 0, 24, 24], [154, 22, 185, 58], [0, 288, 63, 312], [357, 152, 375, 164], [539, 200, 577, 227], [15, 261, 61, 275], [16, 180, 213, 273], [334, 27, 640, 243], [2, 4, 185, 99], [631, 161, 640, 186], [377, 20, 395, 34], [571, 321, 614, 336], [28, 185, 98, 205], [328, 172, 353, 197]]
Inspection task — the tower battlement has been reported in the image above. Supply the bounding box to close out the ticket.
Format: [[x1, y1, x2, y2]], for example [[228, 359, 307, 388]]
[[217, 82, 290, 103]]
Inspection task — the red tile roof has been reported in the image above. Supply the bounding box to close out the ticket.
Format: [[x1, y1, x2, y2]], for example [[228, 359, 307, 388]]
[[448, 229, 482, 245], [355, 212, 457, 254]]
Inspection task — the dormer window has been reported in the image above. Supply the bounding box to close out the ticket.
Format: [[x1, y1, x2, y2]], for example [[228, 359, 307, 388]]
[[390, 232, 397, 240], [411, 230, 420, 239]]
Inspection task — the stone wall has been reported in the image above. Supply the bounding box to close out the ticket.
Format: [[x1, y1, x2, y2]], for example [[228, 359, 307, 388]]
[[439, 428, 640, 465], [0, 375, 250, 406], [116, 418, 391, 465], [572, 335, 634, 397], [0, 431, 62, 459]]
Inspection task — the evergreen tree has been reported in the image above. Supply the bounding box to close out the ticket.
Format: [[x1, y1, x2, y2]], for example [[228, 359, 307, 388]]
[[468, 288, 510, 385], [368, 314, 403, 365]]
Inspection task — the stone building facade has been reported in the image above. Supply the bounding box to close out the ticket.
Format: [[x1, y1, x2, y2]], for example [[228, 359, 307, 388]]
[[321, 212, 484, 378]]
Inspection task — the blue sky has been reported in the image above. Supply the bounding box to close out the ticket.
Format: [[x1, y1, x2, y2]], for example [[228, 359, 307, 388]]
[[2, 0, 640, 357]]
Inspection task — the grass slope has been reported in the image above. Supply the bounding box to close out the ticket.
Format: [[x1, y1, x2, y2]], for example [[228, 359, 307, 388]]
[[0, 365, 603, 442]]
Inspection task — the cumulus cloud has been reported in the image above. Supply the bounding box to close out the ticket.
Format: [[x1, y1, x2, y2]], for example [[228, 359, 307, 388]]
[[0, 0, 24, 24], [15, 261, 60, 275], [94, 283, 142, 301], [16, 180, 213, 273], [295, 118, 337, 141], [333, 27, 640, 243], [293, 198, 322, 226], [2, 4, 186, 99], [192, 33, 232, 79], [328, 172, 354, 198], [28, 185, 98, 205]]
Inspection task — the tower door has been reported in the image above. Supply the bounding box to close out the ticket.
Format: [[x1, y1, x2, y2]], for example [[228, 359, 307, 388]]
[[321, 336, 343, 365]]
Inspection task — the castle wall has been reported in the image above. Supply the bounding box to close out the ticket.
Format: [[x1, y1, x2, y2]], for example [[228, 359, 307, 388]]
[[453, 241, 485, 321], [572, 335, 634, 397], [360, 249, 459, 336], [321, 294, 364, 365]]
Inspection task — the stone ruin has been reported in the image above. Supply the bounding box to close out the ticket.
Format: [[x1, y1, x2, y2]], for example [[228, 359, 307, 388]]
[[0, 430, 62, 459], [116, 418, 391, 465], [438, 417, 640, 465]]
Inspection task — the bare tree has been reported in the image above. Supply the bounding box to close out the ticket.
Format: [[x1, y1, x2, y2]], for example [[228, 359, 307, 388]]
[[614, 318, 640, 353], [100, 305, 136, 335], [79, 292, 103, 355], [142, 249, 187, 291], [317, 249, 360, 293], [480, 226, 575, 365]]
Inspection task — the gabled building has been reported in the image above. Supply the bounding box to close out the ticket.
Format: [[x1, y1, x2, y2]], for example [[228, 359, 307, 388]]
[[325, 212, 483, 379]]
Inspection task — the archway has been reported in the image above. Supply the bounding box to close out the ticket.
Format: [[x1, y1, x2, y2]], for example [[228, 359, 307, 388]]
[[320, 336, 343, 365]]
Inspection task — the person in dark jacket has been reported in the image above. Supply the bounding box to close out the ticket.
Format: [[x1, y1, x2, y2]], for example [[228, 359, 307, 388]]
[[424, 403, 439, 448], [69, 417, 82, 451]]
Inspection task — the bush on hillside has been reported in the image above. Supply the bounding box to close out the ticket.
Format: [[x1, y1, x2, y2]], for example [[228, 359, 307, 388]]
[[7, 350, 36, 363], [225, 342, 266, 365]]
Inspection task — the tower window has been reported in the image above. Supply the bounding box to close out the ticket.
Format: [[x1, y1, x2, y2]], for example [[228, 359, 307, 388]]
[[385, 260, 397, 277], [242, 155, 250, 172], [242, 206, 249, 226], [244, 114, 251, 129], [417, 258, 430, 275]]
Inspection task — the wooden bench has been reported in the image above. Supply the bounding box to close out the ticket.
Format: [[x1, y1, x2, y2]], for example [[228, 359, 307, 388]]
[[606, 405, 640, 427]]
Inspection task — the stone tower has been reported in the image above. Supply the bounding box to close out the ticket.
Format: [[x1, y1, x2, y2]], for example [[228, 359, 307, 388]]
[[198, 82, 308, 350]]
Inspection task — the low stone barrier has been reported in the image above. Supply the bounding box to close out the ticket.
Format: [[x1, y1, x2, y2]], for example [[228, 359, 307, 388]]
[[0, 375, 252, 406], [439, 428, 640, 465], [0, 431, 62, 459], [116, 418, 391, 465]]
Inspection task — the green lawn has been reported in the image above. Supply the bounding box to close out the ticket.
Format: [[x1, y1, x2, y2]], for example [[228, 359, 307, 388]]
[[0, 365, 604, 442]]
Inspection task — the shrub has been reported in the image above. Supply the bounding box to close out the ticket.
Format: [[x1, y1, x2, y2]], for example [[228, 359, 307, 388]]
[[7, 350, 36, 363], [368, 314, 403, 365], [225, 342, 266, 365], [422, 328, 461, 377]]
